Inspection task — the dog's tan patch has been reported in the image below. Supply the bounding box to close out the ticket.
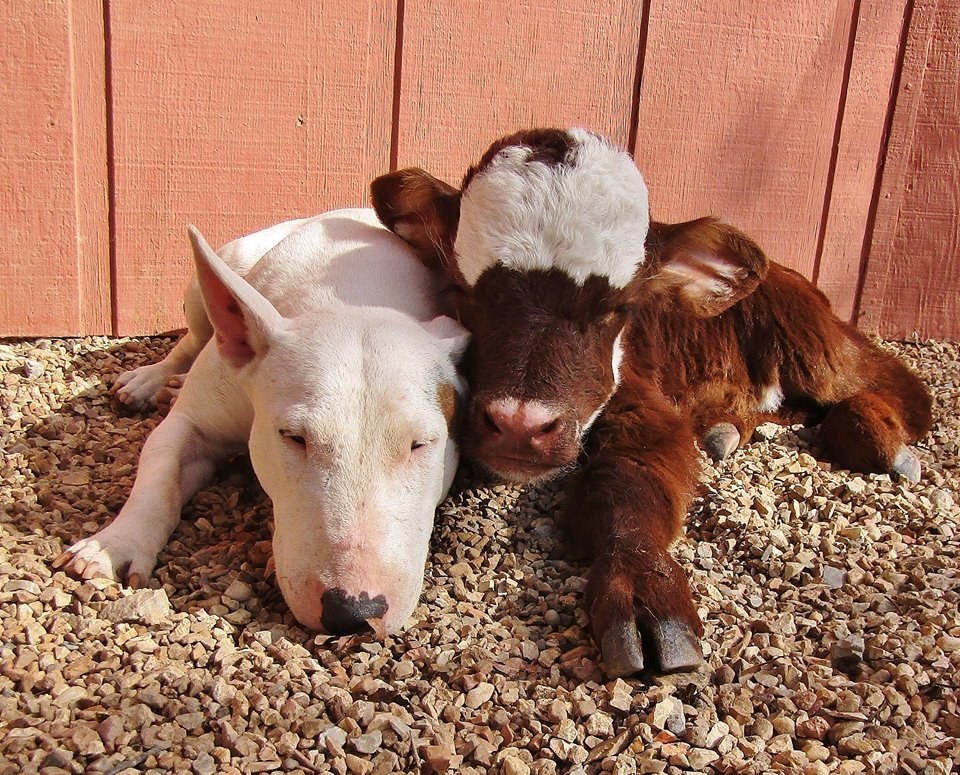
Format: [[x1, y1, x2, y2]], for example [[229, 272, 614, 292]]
[[436, 382, 462, 434]]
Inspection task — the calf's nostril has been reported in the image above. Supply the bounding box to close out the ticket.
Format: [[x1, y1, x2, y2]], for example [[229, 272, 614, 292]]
[[482, 407, 504, 434], [320, 588, 388, 635], [538, 418, 560, 436]]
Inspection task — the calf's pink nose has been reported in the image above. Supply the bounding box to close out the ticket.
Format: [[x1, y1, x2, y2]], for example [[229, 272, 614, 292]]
[[482, 398, 562, 448]]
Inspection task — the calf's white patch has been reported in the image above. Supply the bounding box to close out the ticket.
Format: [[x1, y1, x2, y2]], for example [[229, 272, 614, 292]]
[[455, 128, 650, 289]]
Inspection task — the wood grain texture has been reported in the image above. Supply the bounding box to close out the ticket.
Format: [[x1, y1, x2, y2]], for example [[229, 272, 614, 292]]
[[859, 0, 960, 339], [109, 0, 396, 334], [395, 0, 644, 185], [814, 0, 909, 322], [0, 1, 110, 336], [633, 0, 855, 280]]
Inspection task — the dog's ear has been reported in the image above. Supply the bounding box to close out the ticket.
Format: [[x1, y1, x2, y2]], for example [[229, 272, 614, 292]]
[[188, 226, 285, 368], [370, 168, 465, 287], [644, 217, 768, 317], [421, 315, 471, 363]]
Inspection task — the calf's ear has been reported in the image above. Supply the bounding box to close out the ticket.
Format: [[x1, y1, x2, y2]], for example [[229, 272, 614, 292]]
[[188, 226, 285, 369], [645, 217, 769, 317], [370, 168, 465, 286]]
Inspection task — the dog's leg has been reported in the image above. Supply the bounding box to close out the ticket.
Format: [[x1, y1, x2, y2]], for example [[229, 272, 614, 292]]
[[113, 277, 214, 410], [53, 411, 222, 585]]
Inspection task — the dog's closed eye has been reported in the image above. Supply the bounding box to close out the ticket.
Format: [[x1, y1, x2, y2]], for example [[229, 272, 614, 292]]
[[279, 429, 307, 448]]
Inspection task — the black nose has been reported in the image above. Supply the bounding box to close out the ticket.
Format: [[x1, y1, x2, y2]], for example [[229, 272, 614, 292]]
[[320, 588, 388, 635]]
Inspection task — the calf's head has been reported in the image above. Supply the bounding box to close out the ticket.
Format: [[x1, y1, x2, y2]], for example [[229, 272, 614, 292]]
[[189, 227, 468, 635], [372, 127, 767, 483]]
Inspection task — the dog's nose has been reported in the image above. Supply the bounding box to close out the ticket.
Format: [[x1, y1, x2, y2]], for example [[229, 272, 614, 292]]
[[320, 588, 388, 635], [481, 398, 563, 450]]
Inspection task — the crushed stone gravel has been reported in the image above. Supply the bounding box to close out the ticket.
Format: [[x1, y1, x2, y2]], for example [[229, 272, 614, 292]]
[[0, 335, 958, 774]]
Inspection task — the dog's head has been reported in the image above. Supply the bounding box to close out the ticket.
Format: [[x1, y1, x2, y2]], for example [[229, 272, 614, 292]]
[[372, 127, 766, 483], [189, 227, 468, 635]]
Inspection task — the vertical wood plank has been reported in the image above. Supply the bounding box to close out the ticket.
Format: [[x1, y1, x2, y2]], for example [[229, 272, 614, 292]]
[[109, 0, 396, 334], [395, 0, 644, 185], [814, 0, 910, 322], [71, 0, 112, 334], [0, 1, 110, 336], [859, 0, 960, 339], [633, 0, 855, 280]]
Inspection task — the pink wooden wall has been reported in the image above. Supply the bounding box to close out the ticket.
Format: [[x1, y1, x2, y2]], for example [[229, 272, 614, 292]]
[[2, 0, 957, 339]]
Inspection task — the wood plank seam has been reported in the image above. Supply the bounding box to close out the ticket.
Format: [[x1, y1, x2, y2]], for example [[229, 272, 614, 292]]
[[811, 0, 862, 298], [851, 0, 919, 328], [102, 0, 119, 336], [389, 0, 406, 173], [626, 0, 653, 157]]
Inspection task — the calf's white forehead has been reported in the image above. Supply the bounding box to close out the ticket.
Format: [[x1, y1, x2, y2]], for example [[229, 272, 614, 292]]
[[455, 128, 650, 289]]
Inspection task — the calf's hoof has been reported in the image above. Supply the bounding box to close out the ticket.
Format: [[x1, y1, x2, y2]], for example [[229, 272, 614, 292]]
[[601, 615, 703, 678], [703, 422, 741, 461], [591, 552, 705, 678], [890, 446, 921, 484]]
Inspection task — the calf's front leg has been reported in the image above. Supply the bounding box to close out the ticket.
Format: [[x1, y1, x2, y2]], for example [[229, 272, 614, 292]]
[[565, 381, 704, 677]]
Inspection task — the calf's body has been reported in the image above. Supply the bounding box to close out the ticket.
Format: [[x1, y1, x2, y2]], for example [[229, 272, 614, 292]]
[[371, 128, 932, 676], [56, 209, 469, 635]]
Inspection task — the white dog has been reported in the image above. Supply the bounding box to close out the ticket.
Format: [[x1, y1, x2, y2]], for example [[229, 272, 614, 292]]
[[55, 209, 469, 635]]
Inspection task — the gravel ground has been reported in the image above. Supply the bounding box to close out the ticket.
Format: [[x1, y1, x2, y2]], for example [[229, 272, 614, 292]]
[[1, 335, 958, 775]]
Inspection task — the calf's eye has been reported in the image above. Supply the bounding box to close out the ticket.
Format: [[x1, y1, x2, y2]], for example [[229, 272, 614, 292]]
[[411, 440, 427, 451]]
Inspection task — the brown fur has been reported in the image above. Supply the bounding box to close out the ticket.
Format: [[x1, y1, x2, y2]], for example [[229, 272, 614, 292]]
[[370, 128, 933, 675]]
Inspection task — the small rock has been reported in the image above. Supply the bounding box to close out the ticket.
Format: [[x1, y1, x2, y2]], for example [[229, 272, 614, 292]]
[[837, 734, 875, 756], [796, 716, 830, 741], [3, 579, 41, 596], [746, 717, 774, 740], [822, 565, 846, 589], [101, 588, 172, 625], [686, 748, 719, 769], [931, 489, 954, 511], [651, 696, 685, 735], [345, 753, 373, 775], [766, 733, 793, 755], [753, 423, 780, 441], [72, 724, 106, 756], [585, 711, 613, 737], [556, 718, 578, 743], [61, 469, 90, 486], [352, 730, 382, 755], [608, 679, 633, 712], [223, 578, 253, 602], [845, 478, 866, 495], [831, 634, 865, 670], [502, 756, 531, 775], [449, 562, 472, 577], [465, 681, 495, 708], [703, 721, 730, 749], [40, 749, 73, 769], [393, 660, 415, 679], [21, 359, 43, 378], [192, 752, 217, 775]]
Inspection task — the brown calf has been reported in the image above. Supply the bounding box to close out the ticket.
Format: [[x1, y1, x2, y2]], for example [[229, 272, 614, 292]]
[[371, 127, 933, 677]]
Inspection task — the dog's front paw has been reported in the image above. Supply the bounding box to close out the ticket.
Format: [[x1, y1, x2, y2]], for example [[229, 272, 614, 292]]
[[53, 532, 158, 587], [112, 363, 181, 411]]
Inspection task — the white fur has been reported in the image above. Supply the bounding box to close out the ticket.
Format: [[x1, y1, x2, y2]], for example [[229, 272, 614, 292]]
[[455, 128, 650, 288], [757, 383, 784, 412], [59, 209, 469, 635], [659, 249, 748, 304], [581, 329, 626, 435]]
